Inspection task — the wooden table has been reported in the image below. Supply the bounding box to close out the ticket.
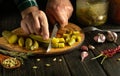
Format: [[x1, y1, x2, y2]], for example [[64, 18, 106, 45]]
[[1, 9, 120, 76]]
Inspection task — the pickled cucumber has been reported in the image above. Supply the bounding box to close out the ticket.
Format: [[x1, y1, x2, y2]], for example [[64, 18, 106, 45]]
[[31, 40, 39, 50], [76, 36, 82, 42], [52, 37, 59, 44], [29, 34, 49, 43], [25, 38, 33, 50], [68, 38, 76, 46], [52, 43, 59, 48], [18, 37, 24, 47], [8, 34, 18, 44], [1, 29, 82, 49], [58, 38, 65, 43], [58, 43, 65, 48], [2, 31, 18, 44], [2, 30, 12, 38], [52, 43, 65, 48], [72, 31, 80, 35]]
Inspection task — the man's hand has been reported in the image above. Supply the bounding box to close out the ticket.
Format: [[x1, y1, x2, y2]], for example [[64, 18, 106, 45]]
[[21, 6, 49, 40], [46, 0, 73, 27]]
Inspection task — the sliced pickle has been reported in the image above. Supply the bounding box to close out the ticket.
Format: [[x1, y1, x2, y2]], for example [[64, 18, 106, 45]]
[[68, 38, 76, 46], [58, 38, 65, 43], [25, 38, 33, 50], [2, 31, 18, 44], [58, 43, 65, 48], [52, 43, 59, 48], [2, 30, 12, 38], [30, 40, 39, 50], [8, 34, 18, 44], [52, 37, 59, 44], [18, 37, 24, 47], [72, 31, 80, 35], [76, 36, 82, 42]]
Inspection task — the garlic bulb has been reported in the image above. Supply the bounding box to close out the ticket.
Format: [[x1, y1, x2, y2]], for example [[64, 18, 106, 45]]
[[94, 33, 106, 43], [106, 31, 118, 42]]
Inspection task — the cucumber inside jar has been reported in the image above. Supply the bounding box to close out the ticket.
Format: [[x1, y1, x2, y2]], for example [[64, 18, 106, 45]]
[[76, 1, 108, 26]]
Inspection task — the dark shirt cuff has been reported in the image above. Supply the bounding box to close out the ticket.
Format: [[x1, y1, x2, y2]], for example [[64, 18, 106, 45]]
[[17, 0, 38, 12]]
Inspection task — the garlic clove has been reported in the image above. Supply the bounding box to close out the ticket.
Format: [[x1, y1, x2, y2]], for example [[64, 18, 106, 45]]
[[80, 45, 88, 51], [81, 51, 88, 62], [106, 31, 118, 42], [94, 33, 106, 43], [88, 45, 95, 50]]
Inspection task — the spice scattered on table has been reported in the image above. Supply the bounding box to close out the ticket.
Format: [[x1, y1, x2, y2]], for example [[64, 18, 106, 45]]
[[45, 64, 51, 67], [36, 58, 41, 62], [53, 58, 57, 62], [58, 59, 62, 62], [32, 66, 38, 69]]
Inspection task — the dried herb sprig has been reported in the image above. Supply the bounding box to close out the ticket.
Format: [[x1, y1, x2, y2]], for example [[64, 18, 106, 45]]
[[0, 49, 34, 64]]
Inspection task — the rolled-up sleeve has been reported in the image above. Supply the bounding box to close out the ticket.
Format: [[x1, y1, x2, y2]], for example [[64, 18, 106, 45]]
[[14, 0, 38, 12]]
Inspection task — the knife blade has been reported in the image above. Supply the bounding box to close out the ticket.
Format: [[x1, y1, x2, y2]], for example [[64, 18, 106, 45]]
[[46, 23, 59, 52]]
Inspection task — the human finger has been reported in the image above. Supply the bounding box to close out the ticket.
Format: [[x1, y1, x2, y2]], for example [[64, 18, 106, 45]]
[[32, 12, 41, 35], [21, 19, 30, 34], [26, 20, 34, 34], [50, 9, 68, 28], [38, 11, 49, 40]]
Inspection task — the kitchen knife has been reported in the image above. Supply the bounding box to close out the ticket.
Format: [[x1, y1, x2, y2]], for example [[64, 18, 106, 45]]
[[46, 23, 59, 52]]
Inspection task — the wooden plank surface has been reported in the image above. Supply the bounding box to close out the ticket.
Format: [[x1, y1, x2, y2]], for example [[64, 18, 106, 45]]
[[63, 35, 107, 76], [86, 30, 120, 76]]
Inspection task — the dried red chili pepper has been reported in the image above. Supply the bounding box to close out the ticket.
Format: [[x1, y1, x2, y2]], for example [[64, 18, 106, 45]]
[[91, 45, 120, 64]]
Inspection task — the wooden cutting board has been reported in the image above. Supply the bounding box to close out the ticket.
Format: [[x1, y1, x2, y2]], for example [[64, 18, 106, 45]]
[[0, 23, 85, 55]]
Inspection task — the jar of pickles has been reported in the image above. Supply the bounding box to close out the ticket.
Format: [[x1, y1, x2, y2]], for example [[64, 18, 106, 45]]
[[109, 0, 120, 25], [76, 0, 109, 26]]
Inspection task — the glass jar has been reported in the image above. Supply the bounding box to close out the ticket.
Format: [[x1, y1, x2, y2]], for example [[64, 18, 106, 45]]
[[109, 0, 120, 24], [76, 0, 109, 26]]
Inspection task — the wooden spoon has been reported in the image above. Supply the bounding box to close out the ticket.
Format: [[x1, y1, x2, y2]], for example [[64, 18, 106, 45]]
[[0, 54, 21, 69]]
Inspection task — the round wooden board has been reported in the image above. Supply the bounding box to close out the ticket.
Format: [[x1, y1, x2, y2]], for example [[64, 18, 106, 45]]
[[0, 23, 85, 55]]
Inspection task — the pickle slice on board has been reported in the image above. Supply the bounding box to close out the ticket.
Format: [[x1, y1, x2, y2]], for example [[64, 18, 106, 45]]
[[2, 31, 12, 38], [8, 34, 18, 44], [18, 37, 24, 47], [25, 38, 33, 50], [30, 40, 39, 50], [2, 30, 18, 44]]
